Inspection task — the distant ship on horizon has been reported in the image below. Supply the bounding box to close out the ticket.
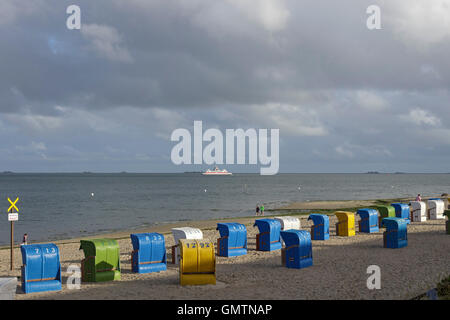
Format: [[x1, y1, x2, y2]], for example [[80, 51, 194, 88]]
[[202, 166, 232, 176]]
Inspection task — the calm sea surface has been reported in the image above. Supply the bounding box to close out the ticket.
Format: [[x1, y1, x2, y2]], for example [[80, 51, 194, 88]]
[[0, 173, 449, 245]]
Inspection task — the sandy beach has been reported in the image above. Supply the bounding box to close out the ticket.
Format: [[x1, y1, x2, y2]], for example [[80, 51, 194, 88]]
[[1, 200, 449, 300]]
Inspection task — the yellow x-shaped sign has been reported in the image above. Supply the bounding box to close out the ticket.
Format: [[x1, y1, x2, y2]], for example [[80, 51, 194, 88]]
[[7, 197, 19, 213]]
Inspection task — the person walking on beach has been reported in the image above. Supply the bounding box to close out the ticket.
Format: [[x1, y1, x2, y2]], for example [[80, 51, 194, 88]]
[[260, 205, 265, 216], [256, 205, 260, 216], [416, 194, 422, 201], [21, 233, 28, 246]]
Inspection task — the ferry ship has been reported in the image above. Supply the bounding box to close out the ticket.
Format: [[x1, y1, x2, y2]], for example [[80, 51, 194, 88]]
[[202, 166, 232, 176]]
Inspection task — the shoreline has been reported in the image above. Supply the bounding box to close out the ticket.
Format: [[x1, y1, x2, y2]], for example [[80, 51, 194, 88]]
[[0, 216, 259, 250], [0, 196, 426, 249]]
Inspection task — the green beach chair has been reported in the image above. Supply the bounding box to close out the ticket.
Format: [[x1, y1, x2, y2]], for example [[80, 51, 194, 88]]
[[444, 210, 450, 235], [80, 239, 121, 282], [375, 206, 396, 227]]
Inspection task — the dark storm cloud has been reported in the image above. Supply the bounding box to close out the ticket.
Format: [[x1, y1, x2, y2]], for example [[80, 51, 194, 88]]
[[1, 0, 450, 172], [2, 0, 449, 114]]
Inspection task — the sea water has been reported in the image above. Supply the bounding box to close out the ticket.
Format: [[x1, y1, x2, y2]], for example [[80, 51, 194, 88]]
[[0, 173, 448, 245]]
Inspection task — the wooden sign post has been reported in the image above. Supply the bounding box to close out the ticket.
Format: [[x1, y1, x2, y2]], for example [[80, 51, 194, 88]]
[[10, 208, 14, 271], [7, 197, 19, 271]]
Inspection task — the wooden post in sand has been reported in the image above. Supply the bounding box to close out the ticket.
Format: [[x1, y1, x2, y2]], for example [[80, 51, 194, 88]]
[[7, 197, 19, 271], [10, 209, 14, 271]]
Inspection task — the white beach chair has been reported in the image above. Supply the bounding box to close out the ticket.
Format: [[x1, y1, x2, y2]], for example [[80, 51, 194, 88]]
[[427, 199, 445, 220], [409, 201, 427, 222], [274, 216, 301, 231], [171, 227, 203, 264], [274, 216, 301, 246]]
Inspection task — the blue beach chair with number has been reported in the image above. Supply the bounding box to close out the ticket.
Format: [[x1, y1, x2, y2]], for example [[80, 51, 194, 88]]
[[382, 218, 408, 249], [21, 244, 62, 294], [280, 230, 313, 269], [130, 233, 167, 274], [357, 208, 379, 233], [254, 219, 282, 251], [216, 223, 247, 257]]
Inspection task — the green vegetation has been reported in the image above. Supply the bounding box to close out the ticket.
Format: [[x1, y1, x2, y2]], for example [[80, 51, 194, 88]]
[[437, 275, 450, 300]]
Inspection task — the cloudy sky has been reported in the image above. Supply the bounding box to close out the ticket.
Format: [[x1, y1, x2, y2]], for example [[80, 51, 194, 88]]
[[1, 0, 450, 173]]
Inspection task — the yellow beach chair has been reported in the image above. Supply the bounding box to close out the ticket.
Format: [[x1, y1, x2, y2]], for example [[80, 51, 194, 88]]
[[179, 239, 216, 286], [334, 211, 356, 237]]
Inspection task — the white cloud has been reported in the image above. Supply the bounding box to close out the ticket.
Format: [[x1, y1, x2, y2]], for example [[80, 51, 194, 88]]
[[0, 0, 47, 25], [4, 113, 63, 132], [354, 90, 388, 111], [187, 0, 290, 38], [400, 108, 441, 127], [226, 0, 290, 32], [81, 24, 133, 63], [386, 0, 450, 49]]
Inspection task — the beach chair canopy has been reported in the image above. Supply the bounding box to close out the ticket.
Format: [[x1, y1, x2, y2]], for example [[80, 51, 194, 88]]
[[254, 219, 282, 251], [254, 219, 281, 242], [409, 201, 427, 222], [410, 201, 426, 211], [216, 223, 247, 255], [382, 217, 408, 230], [375, 206, 396, 219], [280, 230, 311, 249], [80, 239, 120, 265], [308, 214, 329, 227], [307, 213, 330, 240], [21, 243, 62, 294], [427, 199, 445, 212], [382, 217, 408, 248], [130, 233, 166, 273], [427, 199, 445, 220], [171, 227, 203, 265], [171, 227, 203, 243], [79, 239, 121, 282], [357, 208, 378, 220], [335, 211, 355, 222], [131, 233, 165, 253], [280, 230, 313, 269], [357, 208, 379, 233], [391, 203, 411, 220], [334, 211, 356, 236], [274, 216, 301, 231], [179, 239, 216, 286]]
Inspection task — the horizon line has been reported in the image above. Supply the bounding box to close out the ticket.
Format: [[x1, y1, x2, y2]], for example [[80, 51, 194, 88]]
[[1, 171, 449, 174]]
